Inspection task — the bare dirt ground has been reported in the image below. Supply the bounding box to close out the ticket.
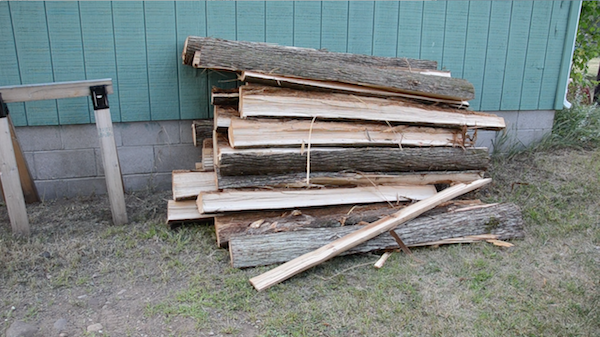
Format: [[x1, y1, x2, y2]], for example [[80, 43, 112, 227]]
[[1, 148, 599, 337]]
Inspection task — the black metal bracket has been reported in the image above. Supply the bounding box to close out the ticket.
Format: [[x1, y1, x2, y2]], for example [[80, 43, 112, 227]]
[[0, 93, 9, 118], [90, 85, 109, 110]]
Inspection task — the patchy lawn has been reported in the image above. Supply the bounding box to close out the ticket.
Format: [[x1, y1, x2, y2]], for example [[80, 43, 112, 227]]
[[1, 148, 599, 336]]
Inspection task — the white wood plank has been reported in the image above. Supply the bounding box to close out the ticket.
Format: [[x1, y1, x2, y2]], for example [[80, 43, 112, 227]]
[[0, 117, 30, 235], [0, 79, 113, 103], [172, 170, 218, 201], [94, 108, 127, 225], [167, 199, 215, 223], [198, 185, 438, 213]]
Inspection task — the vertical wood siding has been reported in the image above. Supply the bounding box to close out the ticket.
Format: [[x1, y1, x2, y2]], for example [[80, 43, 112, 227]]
[[0, 1, 579, 126]]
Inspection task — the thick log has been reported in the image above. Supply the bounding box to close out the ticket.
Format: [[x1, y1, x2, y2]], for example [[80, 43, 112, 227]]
[[198, 184, 437, 213], [228, 116, 471, 148], [183, 37, 474, 101], [216, 200, 485, 247], [192, 120, 213, 147], [216, 170, 485, 190], [241, 71, 469, 108], [183, 36, 437, 69], [172, 170, 217, 201], [230, 203, 523, 268], [240, 85, 503, 130], [249, 178, 491, 290], [216, 138, 490, 176]]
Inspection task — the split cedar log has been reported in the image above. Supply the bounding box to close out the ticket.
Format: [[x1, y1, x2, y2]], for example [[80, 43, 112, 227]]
[[183, 37, 473, 101], [241, 71, 469, 108], [197, 184, 437, 213], [216, 200, 485, 247], [171, 170, 217, 201], [230, 202, 523, 268], [239, 85, 503, 130], [228, 116, 472, 148], [211, 87, 239, 106], [216, 170, 485, 190], [183, 36, 437, 70], [192, 120, 213, 147], [215, 137, 490, 176], [249, 178, 491, 291], [202, 138, 214, 171], [167, 199, 216, 223], [214, 105, 238, 130]]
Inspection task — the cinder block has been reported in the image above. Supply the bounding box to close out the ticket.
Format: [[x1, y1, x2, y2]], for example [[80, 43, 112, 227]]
[[153, 144, 201, 173], [107, 146, 155, 175], [474, 130, 498, 149], [34, 149, 97, 180], [123, 173, 172, 192], [35, 180, 69, 200], [492, 111, 519, 130], [516, 129, 549, 147], [517, 110, 555, 130], [179, 120, 195, 145], [120, 121, 181, 146], [14, 125, 62, 151], [67, 177, 108, 197], [23, 152, 36, 180], [60, 124, 100, 149]]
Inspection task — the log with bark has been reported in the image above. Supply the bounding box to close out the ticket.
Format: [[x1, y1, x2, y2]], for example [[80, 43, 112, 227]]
[[198, 184, 437, 213], [216, 170, 485, 190], [239, 85, 503, 130], [215, 199, 485, 247], [192, 120, 213, 147], [211, 87, 239, 106], [229, 202, 523, 268], [241, 71, 469, 108], [183, 37, 474, 101], [215, 137, 490, 176], [228, 116, 472, 148], [214, 105, 238, 130]]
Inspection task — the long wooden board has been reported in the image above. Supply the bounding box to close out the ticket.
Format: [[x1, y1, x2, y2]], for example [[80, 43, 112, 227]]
[[0, 79, 113, 103], [230, 203, 523, 268], [240, 86, 504, 130], [183, 37, 474, 100], [228, 116, 469, 148], [241, 71, 469, 108], [7, 115, 39, 203], [167, 199, 215, 223], [172, 170, 218, 201], [249, 178, 491, 291], [216, 171, 485, 190], [198, 185, 437, 214], [216, 137, 490, 176]]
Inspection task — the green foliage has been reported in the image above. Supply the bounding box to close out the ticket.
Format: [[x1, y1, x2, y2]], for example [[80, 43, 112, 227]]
[[571, 1, 600, 86]]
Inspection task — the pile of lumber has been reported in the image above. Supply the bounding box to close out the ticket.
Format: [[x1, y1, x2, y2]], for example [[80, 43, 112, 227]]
[[168, 37, 524, 290]]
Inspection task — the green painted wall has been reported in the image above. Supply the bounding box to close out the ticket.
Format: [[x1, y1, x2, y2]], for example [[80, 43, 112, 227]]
[[0, 1, 580, 127]]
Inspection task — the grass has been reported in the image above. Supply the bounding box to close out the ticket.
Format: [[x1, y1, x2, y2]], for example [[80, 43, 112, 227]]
[[1, 104, 600, 336]]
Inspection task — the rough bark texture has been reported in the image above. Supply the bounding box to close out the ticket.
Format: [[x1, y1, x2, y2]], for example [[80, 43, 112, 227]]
[[192, 120, 213, 147], [216, 200, 484, 247], [216, 170, 484, 190], [217, 145, 490, 176], [184, 36, 437, 69], [211, 87, 239, 106], [229, 203, 523, 268], [184, 37, 474, 101]]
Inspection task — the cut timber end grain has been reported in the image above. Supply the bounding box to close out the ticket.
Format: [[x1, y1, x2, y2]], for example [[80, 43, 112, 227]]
[[171, 170, 217, 201], [202, 138, 214, 171], [167, 200, 215, 223], [239, 85, 504, 130], [214, 105, 238, 130], [248, 178, 492, 291], [216, 171, 485, 190], [229, 202, 523, 268], [241, 71, 469, 108], [182, 36, 474, 101], [198, 185, 437, 213], [228, 116, 471, 148]]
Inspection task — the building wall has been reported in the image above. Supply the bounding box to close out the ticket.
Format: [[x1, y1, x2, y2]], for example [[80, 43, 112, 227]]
[[0, 1, 580, 126]]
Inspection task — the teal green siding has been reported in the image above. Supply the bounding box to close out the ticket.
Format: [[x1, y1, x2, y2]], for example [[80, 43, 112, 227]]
[[0, 1, 580, 126]]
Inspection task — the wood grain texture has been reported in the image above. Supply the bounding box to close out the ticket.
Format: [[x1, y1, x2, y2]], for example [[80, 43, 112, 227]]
[[202, 138, 214, 172], [230, 203, 523, 268], [228, 116, 469, 148], [0, 79, 114, 103], [8, 116, 39, 203], [167, 199, 215, 223], [216, 171, 485, 190], [172, 170, 217, 201], [216, 138, 491, 176], [199, 185, 437, 213], [0, 117, 30, 236], [215, 200, 485, 247], [214, 105, 237, 129], [248, 178, 492, 290], [239, 86, 502, 130]]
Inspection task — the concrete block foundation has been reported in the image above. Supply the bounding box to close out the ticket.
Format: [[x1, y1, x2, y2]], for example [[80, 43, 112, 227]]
[[6, 110, 555, 200]]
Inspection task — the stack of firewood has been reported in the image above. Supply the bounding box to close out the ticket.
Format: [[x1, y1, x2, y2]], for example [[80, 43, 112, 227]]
[[167, 37, 524, 284]]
